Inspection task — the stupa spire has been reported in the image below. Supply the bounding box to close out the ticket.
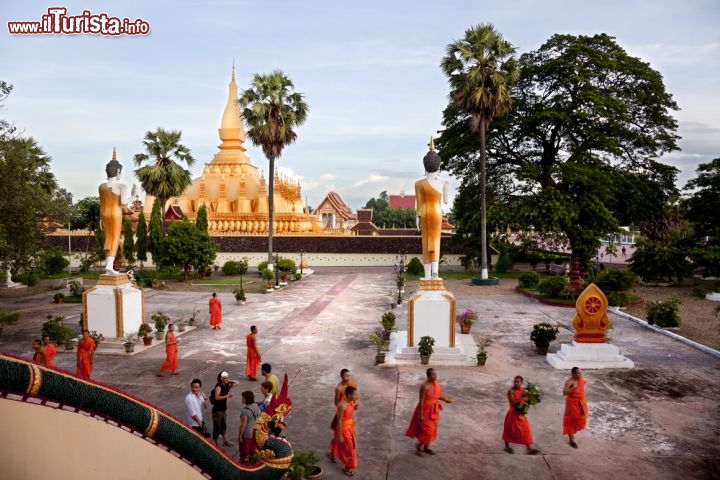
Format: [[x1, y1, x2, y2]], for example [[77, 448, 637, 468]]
[[212, 63, 251, 164], [112, 146, 117, 160], [429, 136, 435, 151]]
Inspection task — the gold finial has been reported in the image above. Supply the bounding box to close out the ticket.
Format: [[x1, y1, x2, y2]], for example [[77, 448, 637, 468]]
[[232, 59, 235, 82], [429, 136, 435, 151], [112, 146, 117, 160]]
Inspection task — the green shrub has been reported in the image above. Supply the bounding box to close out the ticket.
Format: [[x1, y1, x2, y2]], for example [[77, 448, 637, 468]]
[[133, 270, 157, 288], [646, 297, 681, 328], [222, 261, 242, 276], [538, 276, 574, 300], [258, 260, 269, 273], [606, 291, 628, 307], [277, 258, 296, 273], [406, 257, 424, 276], [495, 254, 513, 274], [42, 315, 75, 344], [40, 249, 70, 276], [0, 311, 20, 335], [594, 269, 636, 293], [14, 272, 39, 286], [68, 280, 83, 296], [518, 271, 541, 289]]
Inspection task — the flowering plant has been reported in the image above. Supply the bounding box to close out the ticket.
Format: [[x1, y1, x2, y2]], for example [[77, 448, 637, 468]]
[[456, 308, 478, 325], [530, 322, 559, 346], [515, 381, 543, 415]]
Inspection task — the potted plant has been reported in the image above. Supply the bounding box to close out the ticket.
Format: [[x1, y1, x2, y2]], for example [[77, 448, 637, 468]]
[[138, 322, 153, 346], [123, 331, 138, 353], [176, 317, 187, 332], [369, 332, 386, 365], [417, 335, 435, 365], [381, 311, 396, 341], [262, 268, 275, 292], [286, 449, 322, 480], [42, 314, 76, 351], [151, 312, 169, 340], [189, 307, 199, 327], [90, 330, 104, 348], [530, 322, 559, 355], [456, 308, 478, 334], [53, 292, 65, 304], [0, 311, 20, 337], [277, 258, 297, 284], [233, 287, 247, 304], [476, 336, 493, 366]]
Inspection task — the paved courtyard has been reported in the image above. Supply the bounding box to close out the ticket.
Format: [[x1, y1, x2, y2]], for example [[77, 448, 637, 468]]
[[1, 268, 719, 479]]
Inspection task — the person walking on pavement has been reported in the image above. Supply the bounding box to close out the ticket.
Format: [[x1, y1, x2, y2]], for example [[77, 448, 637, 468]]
[[327, 386, 359, 477], [563, 367, 588, 448], [157, 323, 178, 376], [209, 292, 223, 330], [211, 371, 238, 446], [502, 375, 539, 455], [42, 334, 57, 367], [245, 326, 261, 381], [405, 368, 453, 456]]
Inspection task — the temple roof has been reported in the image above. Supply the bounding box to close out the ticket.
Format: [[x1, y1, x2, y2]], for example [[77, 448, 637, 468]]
[[316, 191, 354, 220], [388, 194, 415, 210]]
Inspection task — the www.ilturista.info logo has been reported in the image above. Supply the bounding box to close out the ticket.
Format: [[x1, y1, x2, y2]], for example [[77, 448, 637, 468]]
[[8, 7, 150, 36]]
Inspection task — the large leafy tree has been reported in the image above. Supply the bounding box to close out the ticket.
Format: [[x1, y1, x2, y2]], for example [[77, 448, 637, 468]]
[[441, 23, 520, 280], [0, 136, 58, 271], [71, 196, 100, 230], [135, 210, 148, 266], [438, 33, 680, 269], [160, 219, 218, 281], [239, 70, 309, 265], [682, 157, 720, 238], [133, 128, 195, 228]]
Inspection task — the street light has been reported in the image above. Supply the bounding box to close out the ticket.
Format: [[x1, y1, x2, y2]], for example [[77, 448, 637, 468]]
[[395, 249, 406, 305], [274, 253, 280, 287], [299, 249, 304, 275]]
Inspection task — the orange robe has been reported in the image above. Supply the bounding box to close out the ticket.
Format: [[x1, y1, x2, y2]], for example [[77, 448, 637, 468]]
[[563, 378, 588, 435], [335, 381, 359, 406], [44, 343, 57, 367], [245, 333, 260, 378], [405, 380, 443, 446], [328, 402, 357, 469], [502, 387, 533, 445], [209, 297, 222, 327], [415, 178, 443, 263], [99, 183, 122, 257], [160, 331, 178, 373], [76, 337, 96, 380], [33, 350, 48, 367]]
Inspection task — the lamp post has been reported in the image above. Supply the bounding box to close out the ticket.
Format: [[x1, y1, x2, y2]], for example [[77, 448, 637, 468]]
[[396, 249, 406, 305], [274, 253, 280, 287], [299, 249, 304, 275]]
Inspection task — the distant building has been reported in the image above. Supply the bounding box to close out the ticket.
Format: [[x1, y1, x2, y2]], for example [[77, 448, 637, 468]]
[[388, 194, 415, 210], [315, 191, 355, 229]]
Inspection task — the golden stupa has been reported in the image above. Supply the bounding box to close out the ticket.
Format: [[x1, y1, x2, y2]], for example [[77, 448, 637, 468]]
[[149, 66, 322, 234]]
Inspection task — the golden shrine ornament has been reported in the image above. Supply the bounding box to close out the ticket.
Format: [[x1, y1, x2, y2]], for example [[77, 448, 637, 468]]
[[572, 283, 611, 343]]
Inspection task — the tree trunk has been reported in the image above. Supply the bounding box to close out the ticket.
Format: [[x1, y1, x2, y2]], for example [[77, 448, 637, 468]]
[[267, 157, 275, 267], [479, 119, 489, 280]]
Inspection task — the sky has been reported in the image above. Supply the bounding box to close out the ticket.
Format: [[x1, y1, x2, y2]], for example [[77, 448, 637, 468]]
[[2, 0, 719, 212]]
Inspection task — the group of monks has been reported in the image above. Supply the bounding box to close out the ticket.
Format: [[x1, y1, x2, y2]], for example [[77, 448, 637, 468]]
[[324, 366, 588, 477], [32, 330, 96, 380]]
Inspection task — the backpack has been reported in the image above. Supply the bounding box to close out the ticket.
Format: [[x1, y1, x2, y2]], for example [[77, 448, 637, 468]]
[[209, 386, 217, 405]]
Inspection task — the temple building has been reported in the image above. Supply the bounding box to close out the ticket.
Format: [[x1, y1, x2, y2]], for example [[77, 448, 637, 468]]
[[144, 67, 322, 234], [314, 190, 355, 230]]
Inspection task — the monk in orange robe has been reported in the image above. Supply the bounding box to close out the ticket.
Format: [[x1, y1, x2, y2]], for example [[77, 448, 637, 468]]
[[563, 367, 588, 448], [334, 369, 359, 406], [502, 376, 539, 454], [32, 339, 48, 367], [245, 326, 261, 380], [209, 292, 222, 330], [405, 368, 453, 456], [158, 324, 178, 376], [42, 334, 57, 367], [76, 330, 96, 380], [327, 386, 359, 477]]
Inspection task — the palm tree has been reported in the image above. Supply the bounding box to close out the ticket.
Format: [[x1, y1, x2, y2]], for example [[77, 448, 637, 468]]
[[239, 70, 309, 266], [441, 23, 519, 280], [133, 128, 195, 229]]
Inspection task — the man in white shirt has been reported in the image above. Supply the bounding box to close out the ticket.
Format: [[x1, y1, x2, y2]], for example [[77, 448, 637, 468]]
[[184, 378, 209, 437]]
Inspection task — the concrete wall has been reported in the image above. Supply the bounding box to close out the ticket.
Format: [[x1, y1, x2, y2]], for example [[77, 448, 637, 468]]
[[0, 399, 205, 480]]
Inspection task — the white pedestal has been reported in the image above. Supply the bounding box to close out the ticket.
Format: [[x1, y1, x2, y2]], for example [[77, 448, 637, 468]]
[[83, 274, 144, 338], [407, 280, 456, 348], [547, 341, 634, 369]]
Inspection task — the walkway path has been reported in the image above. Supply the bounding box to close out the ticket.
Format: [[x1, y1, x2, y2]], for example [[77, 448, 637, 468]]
[[1, 268, 718, 479]]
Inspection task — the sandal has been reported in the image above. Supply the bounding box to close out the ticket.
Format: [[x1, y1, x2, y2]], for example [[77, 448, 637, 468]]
[[527, 448, 540, 455], [569, 441, 578, 448], [504, 446, 514, 454], [423, 447, 436, 455], [415, 444, 423, 457], [326, 453, 336, 463], [343, 468, 354, 477]]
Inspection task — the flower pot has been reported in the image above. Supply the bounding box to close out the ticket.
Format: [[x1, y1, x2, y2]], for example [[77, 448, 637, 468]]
[[306, 465, 323, 480], [142, 336, 153, 346], [375, 352, 386, 365], [381, 330, 391, 342], [64, 341, 75, 351], [155, 331, 165, 340], [178, 325, 186, 332], [535, 343, 549, 355], [188, 319, 196, 327], [476, 354, 488, 366], [460, 323, 471, 334], [124, 343, 135, 353], [420, 354, 430, 365]]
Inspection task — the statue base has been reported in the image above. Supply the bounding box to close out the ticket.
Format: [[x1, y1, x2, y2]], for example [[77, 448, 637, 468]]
[[82, 274, 144, 338], [547, 341, 634, 369], [407, 279, 456, 348]]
